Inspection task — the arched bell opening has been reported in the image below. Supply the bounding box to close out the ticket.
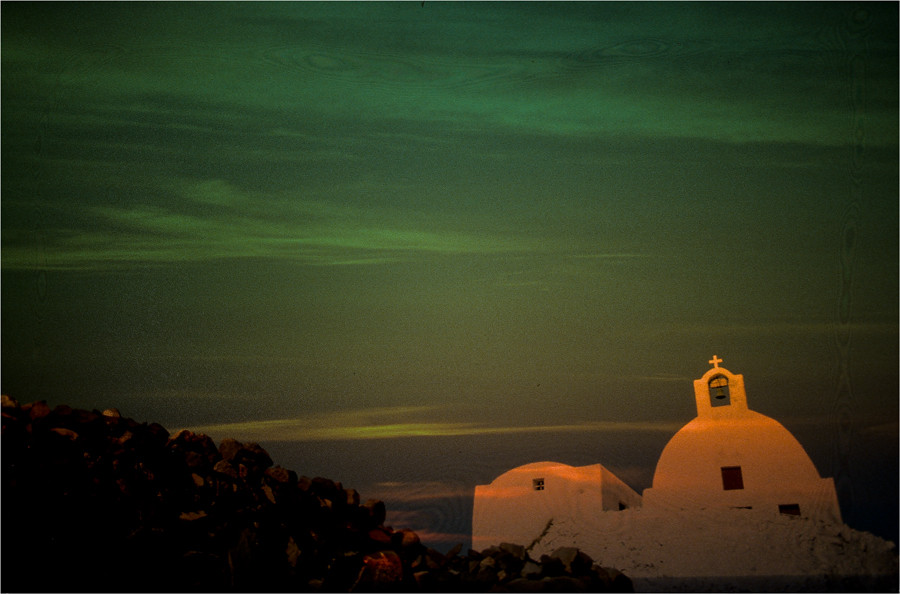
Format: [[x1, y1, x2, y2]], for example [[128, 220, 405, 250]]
[[709, 374, 731, 407]]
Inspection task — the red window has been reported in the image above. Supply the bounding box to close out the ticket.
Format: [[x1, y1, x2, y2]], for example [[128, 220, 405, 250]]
[[721, 466, 744, 490]]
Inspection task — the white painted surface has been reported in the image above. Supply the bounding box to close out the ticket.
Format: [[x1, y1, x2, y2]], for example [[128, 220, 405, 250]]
[[472, 461, 641, 551], [644, 363, 841, 524]]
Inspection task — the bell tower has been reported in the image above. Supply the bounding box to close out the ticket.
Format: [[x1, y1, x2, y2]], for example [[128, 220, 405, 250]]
[[693, 355, 749, 418]]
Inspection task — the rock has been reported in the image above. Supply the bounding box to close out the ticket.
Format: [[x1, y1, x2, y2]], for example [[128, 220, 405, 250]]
[[27, 400, 51, 421], [2, 394, 19, 409], [368, 527, 393, 546], [285, 536, 301, 568], [413, 570, 431, 588], [264, 466, 294, 484], [362, 499, 386, 527], [213, 459, 240, 479], [261, 483, 276, 504], [49, 427, 78, 440], [505, 577, 546, 592], [521, 560, 542, 578], [539, 554, 566, 577], [476, 564, 499, 583], [605, 568, 633, 592], [238, 442, 272, 470], [145, 422, 170, 447], [310, 476, 340, 501], [425, 548, 446, 570], [399, 528, 420, 548], [538, 575, 588, 592], [1, 399, 636, 593], [355, 550, 403, 588], [167, 430, 218, 471], [50, 404, 72, 418], [500, 542, 527, 561], [549, 546, 593, 575], [102, 408, 121, 419], [179, 510, 208, 521], [218, 437, 243, 462]]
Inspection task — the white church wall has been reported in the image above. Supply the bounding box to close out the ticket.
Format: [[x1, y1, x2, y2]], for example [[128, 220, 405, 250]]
[[600, 466, 643, 511], [472, 357, 845, 555], [472, 461, 640, 551], [643, 359, 842, 524]]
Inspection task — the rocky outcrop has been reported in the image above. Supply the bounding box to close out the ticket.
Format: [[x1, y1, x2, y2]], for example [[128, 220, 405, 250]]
[[1, 396, 632, 592]]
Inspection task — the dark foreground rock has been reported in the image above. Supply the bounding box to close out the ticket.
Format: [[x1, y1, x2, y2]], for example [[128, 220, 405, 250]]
[[1, 396, 632, 592]]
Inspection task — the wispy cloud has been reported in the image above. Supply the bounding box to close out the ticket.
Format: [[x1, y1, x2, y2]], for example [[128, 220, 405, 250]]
[[185, 405, 683, 443], [368, 480, 473, 503], [626, 374, 693, 384], [383, 509, 470, 544], [2, 178, 548, 270]]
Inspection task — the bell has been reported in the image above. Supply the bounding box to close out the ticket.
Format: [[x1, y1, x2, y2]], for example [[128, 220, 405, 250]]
[[714, 386, 726, 400]]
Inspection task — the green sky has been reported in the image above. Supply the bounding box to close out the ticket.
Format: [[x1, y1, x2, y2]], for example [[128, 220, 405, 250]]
[[2, 2, 897, 546]]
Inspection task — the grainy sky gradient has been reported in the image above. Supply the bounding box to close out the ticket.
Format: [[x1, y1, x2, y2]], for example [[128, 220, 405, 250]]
[[2, 2, 897, 549]]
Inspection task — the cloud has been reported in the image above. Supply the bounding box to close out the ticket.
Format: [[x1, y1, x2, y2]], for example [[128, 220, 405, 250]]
[[859, 422, 900, 438], [627, 374, 693, 384], [368, 481, 474, 503], [660, 320, 899, 340], [1, 178, 550, 270], [384, 511, 470, 544], [185, 405, 683, 443]]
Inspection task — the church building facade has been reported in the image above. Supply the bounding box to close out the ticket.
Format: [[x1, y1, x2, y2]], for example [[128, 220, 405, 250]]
[[642, 356, 842, 524], [472, 357, 842, 550], [471, 461, 642, 552]]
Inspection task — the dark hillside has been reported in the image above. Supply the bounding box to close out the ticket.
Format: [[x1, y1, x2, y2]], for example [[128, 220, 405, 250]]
[[1, 396, 632, 593]]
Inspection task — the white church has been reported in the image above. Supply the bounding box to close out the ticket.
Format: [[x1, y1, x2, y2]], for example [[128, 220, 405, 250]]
[[472, 356, 843, 551]]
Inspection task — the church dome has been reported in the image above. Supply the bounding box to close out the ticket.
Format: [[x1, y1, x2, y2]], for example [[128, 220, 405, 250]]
[[651, 411, 823, 495], [642, 357, 841, 523]]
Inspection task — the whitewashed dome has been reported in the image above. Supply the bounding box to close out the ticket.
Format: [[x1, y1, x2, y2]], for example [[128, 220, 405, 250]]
[[651, 411, 823, 495], [643, 357, 841, 523]]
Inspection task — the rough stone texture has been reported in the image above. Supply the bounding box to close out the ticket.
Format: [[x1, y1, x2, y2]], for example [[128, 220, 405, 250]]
[[1, 398, 632, 592]]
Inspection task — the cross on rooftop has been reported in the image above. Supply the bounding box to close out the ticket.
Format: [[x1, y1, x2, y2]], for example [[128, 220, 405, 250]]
[[709, 355, 723, 368]]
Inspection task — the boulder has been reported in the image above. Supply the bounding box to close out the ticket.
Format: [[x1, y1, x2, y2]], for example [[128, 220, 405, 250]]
[[362, 499, 386, 527], [368, 527, 393, 547], [549, 546, 593, 575], [238, 442, 273, 469], [355, 550, 404, 589], [49, 427, 79, 441], [213, 459, 240, 479], [167, 430, 218, 471], [264, 465, 294, 484], [500, 542, 527, 561], [218, 437, 243, 462], [27, 400, 51, 421], [521, 560, 542, 578], [399, 528, 420, 549]]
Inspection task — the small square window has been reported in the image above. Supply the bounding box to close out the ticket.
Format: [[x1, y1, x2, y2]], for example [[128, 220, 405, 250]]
[[721, 466, 744, 490], [779, 504, 801, 516], [532, 478, 544, 491]]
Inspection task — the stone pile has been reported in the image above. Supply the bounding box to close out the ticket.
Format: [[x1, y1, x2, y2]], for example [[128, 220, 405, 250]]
[[1, 396, 632, 592]]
